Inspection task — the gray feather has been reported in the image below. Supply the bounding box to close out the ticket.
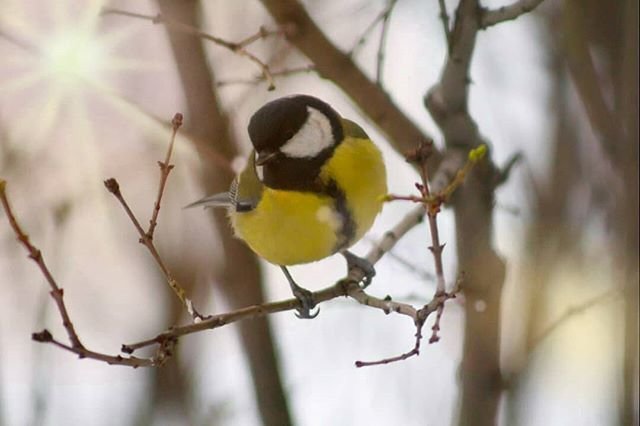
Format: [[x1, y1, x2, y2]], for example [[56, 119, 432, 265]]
[[184, 192, 233, 209]]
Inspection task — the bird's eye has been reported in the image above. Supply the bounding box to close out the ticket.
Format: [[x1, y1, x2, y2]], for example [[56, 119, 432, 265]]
[[283, 130, 295, 140]]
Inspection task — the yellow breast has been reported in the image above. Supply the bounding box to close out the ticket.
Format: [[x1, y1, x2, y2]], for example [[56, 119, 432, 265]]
[[232, 137, 387, 266]]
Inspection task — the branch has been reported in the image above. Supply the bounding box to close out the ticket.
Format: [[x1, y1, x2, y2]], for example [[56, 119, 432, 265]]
[[147, 113, 181, 239], [347, 0, 399, 85], [101, 7, 281, 90], [480, 0, 546, 29], [0, 180, 162, 367], [123, 205, 428, 353], [349, 0, 396, 56], [437, 0, 452, 50], [422, 0, 518, 423], [215, 64, 316, 88], [495, 151, 523, 187], [3, 140, 481, 367], [354, 143, 484, 367], [563, 0, 621, 171], [375, 0, 398, 85], [104, 114, 205, 321]]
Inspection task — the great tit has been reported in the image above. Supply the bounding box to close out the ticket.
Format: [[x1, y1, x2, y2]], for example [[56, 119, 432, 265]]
[[189, 95, 387, 318]]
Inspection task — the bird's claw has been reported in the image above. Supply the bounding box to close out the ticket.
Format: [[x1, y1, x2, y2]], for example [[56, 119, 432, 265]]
[[292, 286, 319, 319], [280, 266, 319, 319], [342, 251, 376, 288]]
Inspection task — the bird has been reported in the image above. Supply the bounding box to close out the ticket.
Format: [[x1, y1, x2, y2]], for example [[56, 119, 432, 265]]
[[188, 95, 387, 318]]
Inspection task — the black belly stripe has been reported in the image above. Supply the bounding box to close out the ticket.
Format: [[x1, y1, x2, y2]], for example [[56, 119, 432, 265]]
[[321, 179, 356, 251]]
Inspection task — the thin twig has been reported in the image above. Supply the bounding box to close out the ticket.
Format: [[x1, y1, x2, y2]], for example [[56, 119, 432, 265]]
[[349, 0, 399, 60], [0, 180, 82, 350], [411, 142, 447, 294], [355, 144, 486, 367], [0, 180, 161, 367], [411, 141, 447, 344], [364, 235, 435, 281], [480, 0, 546, 29], [355, 326, 423, 367], [101, 7, 279, 90], [437, 0, 452, 50], [235, 26, 278, 49], [146, 113, 182, 239], [215, 65, 316, 88], [495, 151, 523, 187], [356, 286, 459, 367], [375, 0, 399, 85], [123, 205, 428, 353], [2, 139, 481, 367], [104, 113, 206, 321]]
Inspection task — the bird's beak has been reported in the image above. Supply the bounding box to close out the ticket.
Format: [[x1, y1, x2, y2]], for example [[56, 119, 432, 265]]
[[255, 150, 278, 166]]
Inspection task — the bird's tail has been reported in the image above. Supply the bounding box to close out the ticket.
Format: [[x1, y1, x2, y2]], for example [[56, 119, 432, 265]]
[[184, 192, 232, 209]]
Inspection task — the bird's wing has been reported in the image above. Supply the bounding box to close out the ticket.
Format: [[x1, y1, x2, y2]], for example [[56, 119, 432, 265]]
[[184, 191, 234, 209], [341, 118, 369, 139], [185, 151, 263, 212]]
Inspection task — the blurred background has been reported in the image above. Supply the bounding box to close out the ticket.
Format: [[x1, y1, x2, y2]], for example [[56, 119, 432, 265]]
[[0, 0, 637, 425]]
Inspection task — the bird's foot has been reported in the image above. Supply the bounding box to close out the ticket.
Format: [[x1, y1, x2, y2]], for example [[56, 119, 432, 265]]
[[280, 266, 319, 319], [291, 285, 319, 319], [341, 251, 376, 288]]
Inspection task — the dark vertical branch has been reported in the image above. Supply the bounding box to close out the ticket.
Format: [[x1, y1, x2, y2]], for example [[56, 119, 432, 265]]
[[615, 1, 639, 424], [424, 1, 506, 424], [155, 1, 293, 425], [564, 1, 639, 422]]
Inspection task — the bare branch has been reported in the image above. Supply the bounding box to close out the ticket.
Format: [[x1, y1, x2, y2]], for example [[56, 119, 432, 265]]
[[563, 0, 621, 170], [147, 113, 182, 239], [480, 0, 546, 29], [104, 114, 205, 321], [348, 0, 398, 57], [3, 136, 480, 367], [101, 7, 280, 90], [0, 180, 161, 367], [354, 143, 483, 367], [123, 205, 428, 353], [409, 141, 447, 294], [422, 0, 515, 422], [437, 0, 452, 50], [355, 288, 458, 367], [495, 151, 523, 187], [376, 0, 399, 85], [216, 65, 316, 88], [0, 180, 82, 349]]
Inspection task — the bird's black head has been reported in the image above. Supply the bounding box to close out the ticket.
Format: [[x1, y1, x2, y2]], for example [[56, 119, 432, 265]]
[[247, 95, 344, 191]]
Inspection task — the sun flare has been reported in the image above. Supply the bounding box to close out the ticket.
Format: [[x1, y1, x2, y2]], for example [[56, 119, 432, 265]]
[[0, 0, 164, 151], [42, 28, 106, 87]]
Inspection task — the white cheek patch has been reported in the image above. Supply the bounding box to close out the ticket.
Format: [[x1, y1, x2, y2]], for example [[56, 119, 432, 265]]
[[280, 107, 334, 158]]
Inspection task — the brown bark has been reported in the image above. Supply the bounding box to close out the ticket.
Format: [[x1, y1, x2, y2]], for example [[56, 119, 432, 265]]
[[425, 1, 506, 424], [564, 1, 638, 423], [614, 1, 638, 424], [156, 1, 293, 425]]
